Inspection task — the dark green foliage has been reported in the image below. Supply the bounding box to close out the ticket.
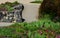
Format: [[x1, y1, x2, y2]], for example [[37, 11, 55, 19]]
[[39, 0, 60, 22]]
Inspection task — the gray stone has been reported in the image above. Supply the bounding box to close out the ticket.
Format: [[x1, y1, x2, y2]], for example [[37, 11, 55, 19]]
[[0, 4, 24, 23], [13, 3, 24, 10], [13, 4, 24, 22], [0, 11, 4, 20]]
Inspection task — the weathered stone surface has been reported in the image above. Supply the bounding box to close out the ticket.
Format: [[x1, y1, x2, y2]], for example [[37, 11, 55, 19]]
[[13, 4, 24, 10], [0, 11, 4, 20], [0, 4, 24, 22]]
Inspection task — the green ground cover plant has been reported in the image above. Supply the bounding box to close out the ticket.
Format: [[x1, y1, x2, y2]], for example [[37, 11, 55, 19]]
[[30, 1, 42, 3], [30, 0, 43, 3], [0, 1, 19, 11], [0, 17, 60, 38]]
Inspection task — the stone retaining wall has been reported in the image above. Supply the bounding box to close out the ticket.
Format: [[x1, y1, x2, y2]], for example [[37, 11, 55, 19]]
[[0, 0, 40, 26], [22, 4, 40, 22]]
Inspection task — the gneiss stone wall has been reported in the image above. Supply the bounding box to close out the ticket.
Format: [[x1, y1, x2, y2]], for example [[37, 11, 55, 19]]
[[0, 4, 24, 23]]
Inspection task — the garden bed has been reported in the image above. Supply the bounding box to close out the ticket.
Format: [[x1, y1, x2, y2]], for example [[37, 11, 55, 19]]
[[0, 18, 60, 38]]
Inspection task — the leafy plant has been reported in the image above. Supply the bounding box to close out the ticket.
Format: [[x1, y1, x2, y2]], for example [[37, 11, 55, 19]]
[[0, 17, 60, 38], [0, 1, 19, 11]]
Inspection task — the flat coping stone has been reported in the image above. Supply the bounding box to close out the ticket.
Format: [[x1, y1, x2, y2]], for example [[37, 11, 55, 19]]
[[0, 22, 13, 27]]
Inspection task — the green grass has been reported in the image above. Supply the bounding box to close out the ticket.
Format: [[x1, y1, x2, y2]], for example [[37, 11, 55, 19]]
[[0, 18, 60, 38], [30, 1, 42, 3]]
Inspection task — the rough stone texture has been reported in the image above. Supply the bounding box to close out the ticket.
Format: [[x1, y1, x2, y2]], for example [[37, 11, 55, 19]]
[[0, 4, 24, 23]]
